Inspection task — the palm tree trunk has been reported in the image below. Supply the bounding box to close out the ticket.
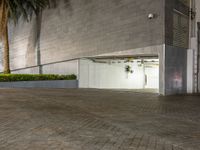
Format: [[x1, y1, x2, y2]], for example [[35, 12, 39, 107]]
[[36, 12, 42, 74], [3, 24, 10, 74]]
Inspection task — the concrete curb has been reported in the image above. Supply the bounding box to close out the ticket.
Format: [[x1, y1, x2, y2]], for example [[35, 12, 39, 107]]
[[0, 80, 78, 89]]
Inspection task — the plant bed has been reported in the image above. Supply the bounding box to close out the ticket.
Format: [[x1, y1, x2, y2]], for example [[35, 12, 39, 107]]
[[0, 74, 78, 89], [0, 74, 76, 82]]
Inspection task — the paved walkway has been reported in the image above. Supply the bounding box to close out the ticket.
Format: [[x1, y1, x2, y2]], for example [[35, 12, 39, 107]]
[[0, 89, 199, 150]]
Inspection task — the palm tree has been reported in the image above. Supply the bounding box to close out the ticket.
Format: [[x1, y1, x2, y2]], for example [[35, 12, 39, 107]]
[[0, 0, 49, 74]]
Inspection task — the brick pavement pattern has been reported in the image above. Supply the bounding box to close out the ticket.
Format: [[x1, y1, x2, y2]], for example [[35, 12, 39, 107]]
[[0, 89, 199, 150]]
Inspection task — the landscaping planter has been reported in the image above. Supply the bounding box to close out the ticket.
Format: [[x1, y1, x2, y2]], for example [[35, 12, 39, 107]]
[[0, 80, 78, 89]]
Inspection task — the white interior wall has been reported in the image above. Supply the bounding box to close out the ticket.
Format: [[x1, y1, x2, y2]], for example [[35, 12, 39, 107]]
[[145, 66, 159, 89], [187, 49, 195, 93], [79, 58, 159, 89]]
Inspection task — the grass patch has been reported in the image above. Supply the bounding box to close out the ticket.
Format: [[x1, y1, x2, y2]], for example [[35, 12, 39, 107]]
[[0, 74, 77, 82]]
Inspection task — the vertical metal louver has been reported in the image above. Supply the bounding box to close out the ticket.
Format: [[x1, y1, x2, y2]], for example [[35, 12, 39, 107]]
[[172, 0, 189, 48], [173, 11, 189, 48]]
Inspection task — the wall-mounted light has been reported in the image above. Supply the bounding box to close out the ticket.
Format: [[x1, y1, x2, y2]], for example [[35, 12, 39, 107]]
[[148, 13, 155, 19]]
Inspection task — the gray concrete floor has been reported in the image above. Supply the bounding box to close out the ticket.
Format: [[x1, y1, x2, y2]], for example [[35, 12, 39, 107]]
[[0, 89, 199, 150]]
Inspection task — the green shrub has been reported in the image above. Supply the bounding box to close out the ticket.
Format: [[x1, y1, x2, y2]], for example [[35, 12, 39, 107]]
[[0, 74, 77, 82]]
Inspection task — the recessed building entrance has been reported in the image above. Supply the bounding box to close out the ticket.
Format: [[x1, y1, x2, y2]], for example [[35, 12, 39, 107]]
[[79, 57, 159, 92]]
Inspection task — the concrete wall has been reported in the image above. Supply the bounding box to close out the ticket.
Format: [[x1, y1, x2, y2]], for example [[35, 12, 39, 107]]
[[11, 60, 79, 75], [0, 0, 165, 73], [0, 80, 78, 89], [189, 0, 200, 92], [196, 1, 200, 92]]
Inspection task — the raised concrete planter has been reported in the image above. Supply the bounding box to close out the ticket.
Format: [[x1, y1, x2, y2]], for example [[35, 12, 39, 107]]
[[0, 80, 78, 89]]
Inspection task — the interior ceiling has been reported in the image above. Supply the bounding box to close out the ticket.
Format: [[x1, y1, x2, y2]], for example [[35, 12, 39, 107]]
[[87, 55, 159, 60], [88, 58, 159, 65]]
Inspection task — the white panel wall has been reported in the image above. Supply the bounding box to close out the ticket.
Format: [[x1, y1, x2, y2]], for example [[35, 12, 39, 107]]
[[187, 49, 195, 93], [79, 59, 90, 87], [145, 66, 159, 89], [79, 59, 159, 89]]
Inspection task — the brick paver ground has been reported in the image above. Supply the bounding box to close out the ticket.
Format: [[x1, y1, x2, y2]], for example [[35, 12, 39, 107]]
[[0, 89, 199, 150]]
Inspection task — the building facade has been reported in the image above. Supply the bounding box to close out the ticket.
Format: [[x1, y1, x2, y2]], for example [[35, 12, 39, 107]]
[[189, 0, 200, 93], [0, 0, 198, 95]]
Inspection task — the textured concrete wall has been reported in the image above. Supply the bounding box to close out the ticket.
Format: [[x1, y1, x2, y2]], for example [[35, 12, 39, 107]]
[[42, 60, 78, 75], [0, 0, 165, 73], [190, 0, 200, 92], [196, 1, 200, 92], [11, 67, 40, 74], [11, 60, 79, 75]]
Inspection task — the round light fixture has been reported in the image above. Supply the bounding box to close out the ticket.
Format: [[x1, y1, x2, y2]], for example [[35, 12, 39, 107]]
[[148, 13, 155, 19]]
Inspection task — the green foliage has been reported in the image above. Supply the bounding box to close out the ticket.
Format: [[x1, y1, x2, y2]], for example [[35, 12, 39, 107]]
[[6, 0, 49, 23], [0, 74, 77, 82], [0, 0, 50, 74]]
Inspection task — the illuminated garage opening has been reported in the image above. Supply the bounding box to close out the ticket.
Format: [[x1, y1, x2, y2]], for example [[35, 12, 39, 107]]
[[79, 57, 159, 92]]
